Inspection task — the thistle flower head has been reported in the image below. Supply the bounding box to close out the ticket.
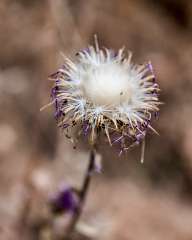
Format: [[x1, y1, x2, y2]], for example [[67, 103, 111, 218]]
[[50, 40, 160, 153]]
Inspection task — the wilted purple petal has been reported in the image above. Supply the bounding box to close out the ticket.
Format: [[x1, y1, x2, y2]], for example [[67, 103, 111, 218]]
[[54, 110, 62, 119], [154, 111, 159, 119], [135, 132, 146, 144], [82, 120, 90, 136], [147, 62, 153, 73]]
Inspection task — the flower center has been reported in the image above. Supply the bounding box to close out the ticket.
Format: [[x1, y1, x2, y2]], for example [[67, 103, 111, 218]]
[[81, 64, 133, 106]]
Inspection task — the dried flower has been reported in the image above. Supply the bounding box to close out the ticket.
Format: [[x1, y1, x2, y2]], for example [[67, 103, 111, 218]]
[[49, 39, 160, 153]]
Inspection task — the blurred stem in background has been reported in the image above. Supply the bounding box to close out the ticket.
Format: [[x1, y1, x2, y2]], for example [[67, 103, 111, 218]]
[[66, 148, 96, 238]]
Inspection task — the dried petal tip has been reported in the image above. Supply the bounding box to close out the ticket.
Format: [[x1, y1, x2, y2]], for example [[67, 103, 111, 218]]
[[50, 39, 160, 152]]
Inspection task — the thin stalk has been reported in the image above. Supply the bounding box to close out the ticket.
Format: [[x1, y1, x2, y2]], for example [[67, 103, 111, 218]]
[[66, 149, 96, 236]]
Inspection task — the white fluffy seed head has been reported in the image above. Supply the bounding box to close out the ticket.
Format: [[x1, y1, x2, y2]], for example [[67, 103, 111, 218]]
[[79, 62, 133, 106], [50, 43, 160, 151]]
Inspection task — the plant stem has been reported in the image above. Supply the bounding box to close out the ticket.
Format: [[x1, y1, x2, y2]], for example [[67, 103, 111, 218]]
[[67, 149, 96, 236]]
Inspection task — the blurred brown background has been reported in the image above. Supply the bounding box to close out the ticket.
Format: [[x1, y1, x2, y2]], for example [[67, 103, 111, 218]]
[[1, 0, 192, 239]]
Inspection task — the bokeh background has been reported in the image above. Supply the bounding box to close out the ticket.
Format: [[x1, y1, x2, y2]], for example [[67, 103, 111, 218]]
[[1, 0, 192, 239]]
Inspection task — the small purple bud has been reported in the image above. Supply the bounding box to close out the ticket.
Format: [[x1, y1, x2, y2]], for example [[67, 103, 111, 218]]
[[50, 186, 79, 214]]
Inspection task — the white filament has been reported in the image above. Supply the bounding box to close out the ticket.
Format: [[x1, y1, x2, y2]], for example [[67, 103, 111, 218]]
[[80, 62, 133, 106]]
